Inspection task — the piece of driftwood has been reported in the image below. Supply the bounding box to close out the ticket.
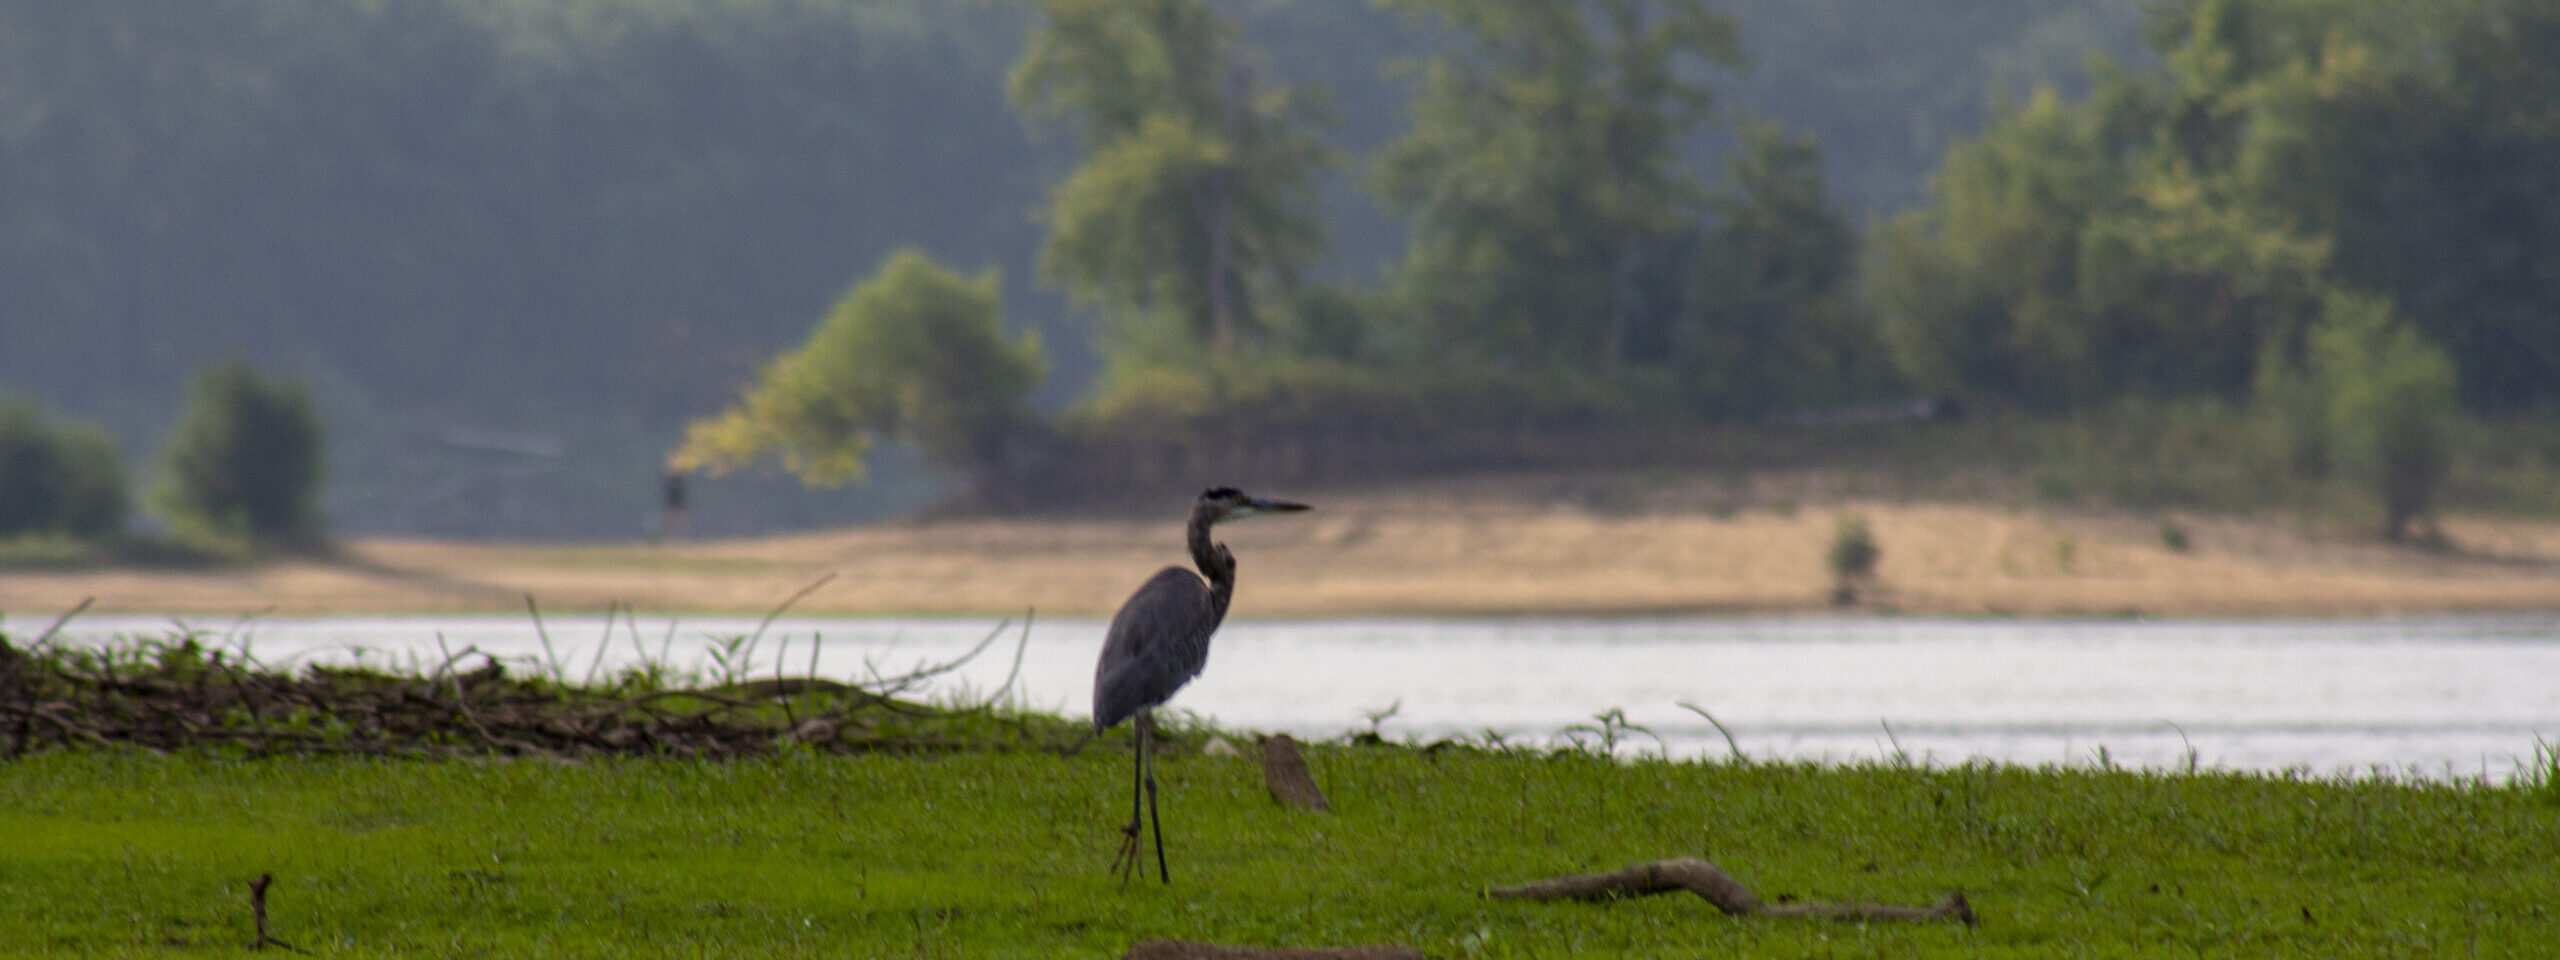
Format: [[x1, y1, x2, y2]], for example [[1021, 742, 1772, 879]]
[[1123, 941, 1424, 960], [1487, 858, 1974, 925], [1259, 734, 1331, 812]]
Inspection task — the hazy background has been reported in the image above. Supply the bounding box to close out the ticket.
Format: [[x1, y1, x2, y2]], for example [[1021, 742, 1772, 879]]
[[0, 0, 2149, 539]]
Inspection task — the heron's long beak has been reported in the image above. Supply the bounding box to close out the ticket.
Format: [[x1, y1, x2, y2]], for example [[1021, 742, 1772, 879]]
[[1238, 496, 1312, 519]]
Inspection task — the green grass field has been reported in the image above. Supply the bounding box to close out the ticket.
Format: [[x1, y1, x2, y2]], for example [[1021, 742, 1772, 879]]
[[5, 740, 2556, 958]]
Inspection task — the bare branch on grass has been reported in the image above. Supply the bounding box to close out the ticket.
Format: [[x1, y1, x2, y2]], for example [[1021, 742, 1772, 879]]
[[1487, 857, 1974, 924]]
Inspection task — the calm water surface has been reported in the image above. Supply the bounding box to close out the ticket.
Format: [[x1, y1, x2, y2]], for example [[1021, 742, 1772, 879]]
[[36, 613, 2560, 778]]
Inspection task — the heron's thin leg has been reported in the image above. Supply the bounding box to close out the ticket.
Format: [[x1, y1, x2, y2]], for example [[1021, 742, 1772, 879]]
[[1112, 712, 1147, 887], [1132, 713, 1150, 839], [1144, 713, 1169, 884]]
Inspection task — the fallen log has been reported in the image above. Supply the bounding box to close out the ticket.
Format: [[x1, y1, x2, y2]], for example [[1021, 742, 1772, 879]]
[[1486, 857, 1974, 925]]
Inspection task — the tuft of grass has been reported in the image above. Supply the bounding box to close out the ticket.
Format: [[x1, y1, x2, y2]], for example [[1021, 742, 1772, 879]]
[[3, 743, 2555, 956], [2532, 737, 2560, 809]]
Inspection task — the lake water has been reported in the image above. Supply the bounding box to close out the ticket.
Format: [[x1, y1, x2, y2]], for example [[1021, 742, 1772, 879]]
[[31, 613, 2560, 779]]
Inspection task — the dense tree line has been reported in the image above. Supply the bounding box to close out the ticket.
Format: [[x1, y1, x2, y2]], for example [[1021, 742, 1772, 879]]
[[0, 359, 321, 556], [16, 0, 2533, 539], [1880, 0, 2560, 414], [2, 0, 1051, 537], [981, 0, 1893, 430]]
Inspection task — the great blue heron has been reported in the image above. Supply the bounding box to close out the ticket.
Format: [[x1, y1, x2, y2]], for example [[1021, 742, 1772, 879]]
[[1093, 486, 1311, 885]]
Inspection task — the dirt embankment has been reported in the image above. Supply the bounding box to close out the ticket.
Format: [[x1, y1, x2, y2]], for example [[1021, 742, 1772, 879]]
[[5, 473, 2558, 618]]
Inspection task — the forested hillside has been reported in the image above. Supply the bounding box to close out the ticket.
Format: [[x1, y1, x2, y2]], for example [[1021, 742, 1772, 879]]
[[18, 0, 2468, 540], [3, 0, 1050, 536]]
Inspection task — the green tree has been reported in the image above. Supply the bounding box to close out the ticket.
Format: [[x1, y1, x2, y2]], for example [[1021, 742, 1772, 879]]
[[2224, 0, 2560, 412], [1010, 0, 1332, 365], [673, 250, 1046, 487], [1875, 65, 2329, 410], [1673, 121, 1871, 415], [152, 360, 325, 542], [0, 401, 129, 540], [1882, 0, 2560, 413], [2306, 292, 2456, 543], [1373, 0, 1739, 374]]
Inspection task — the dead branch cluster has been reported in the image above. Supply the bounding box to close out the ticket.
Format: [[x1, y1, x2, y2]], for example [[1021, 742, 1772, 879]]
[[0, 604, 1059, 761]]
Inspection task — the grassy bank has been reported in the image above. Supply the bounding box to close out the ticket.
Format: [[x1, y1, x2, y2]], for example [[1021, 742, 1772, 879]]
[[6, 741, 2557, 957]]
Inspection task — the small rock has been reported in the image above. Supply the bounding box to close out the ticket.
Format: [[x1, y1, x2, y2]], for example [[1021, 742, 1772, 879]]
[[1200, 736, 1241, 757]]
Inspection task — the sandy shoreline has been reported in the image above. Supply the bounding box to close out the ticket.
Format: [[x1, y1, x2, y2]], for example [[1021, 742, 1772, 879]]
[[5, 476, 2559, 620]]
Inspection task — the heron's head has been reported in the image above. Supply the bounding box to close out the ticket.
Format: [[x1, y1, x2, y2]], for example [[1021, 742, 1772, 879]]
[[1198, 486, 1311, 525]]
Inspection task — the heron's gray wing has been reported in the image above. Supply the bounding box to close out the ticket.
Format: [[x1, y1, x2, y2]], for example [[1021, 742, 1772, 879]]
[[1092, 565, 1222, 731]]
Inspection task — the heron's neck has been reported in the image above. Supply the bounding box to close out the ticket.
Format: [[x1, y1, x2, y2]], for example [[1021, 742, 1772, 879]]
[[1187, 508, 1235, 615]]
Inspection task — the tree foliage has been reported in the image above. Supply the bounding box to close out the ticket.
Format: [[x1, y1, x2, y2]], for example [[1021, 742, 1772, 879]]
[[0, 0, 1046, 537], [2304, 293, 2457, 542], [0, 401, 129, 540], [672, 250, 1046, 485], [1876, 76, 2330, 409], [1372, 0, 1740, 374], [1010, 0, 1332, 364], [152, 360, 324, 542], [1879, 0, 2560, 413], [22, 0, 2560, 532], [5, 0, 2212, 535], [1672, 121, 1874, 415]]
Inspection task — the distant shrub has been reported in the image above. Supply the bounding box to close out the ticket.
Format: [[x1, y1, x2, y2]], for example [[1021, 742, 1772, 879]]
[[1827, 513, 1879, 605], [0, 401, 130, 540], [151, 360, 325, 542], [2158, 519, 2190, 552]]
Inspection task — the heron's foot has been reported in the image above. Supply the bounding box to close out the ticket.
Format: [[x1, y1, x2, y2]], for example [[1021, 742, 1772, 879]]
[[1110, 821, 1142, 888]]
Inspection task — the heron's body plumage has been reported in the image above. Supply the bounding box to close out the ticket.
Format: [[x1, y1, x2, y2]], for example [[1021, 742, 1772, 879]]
[[1092, 565, 1223, 732]]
